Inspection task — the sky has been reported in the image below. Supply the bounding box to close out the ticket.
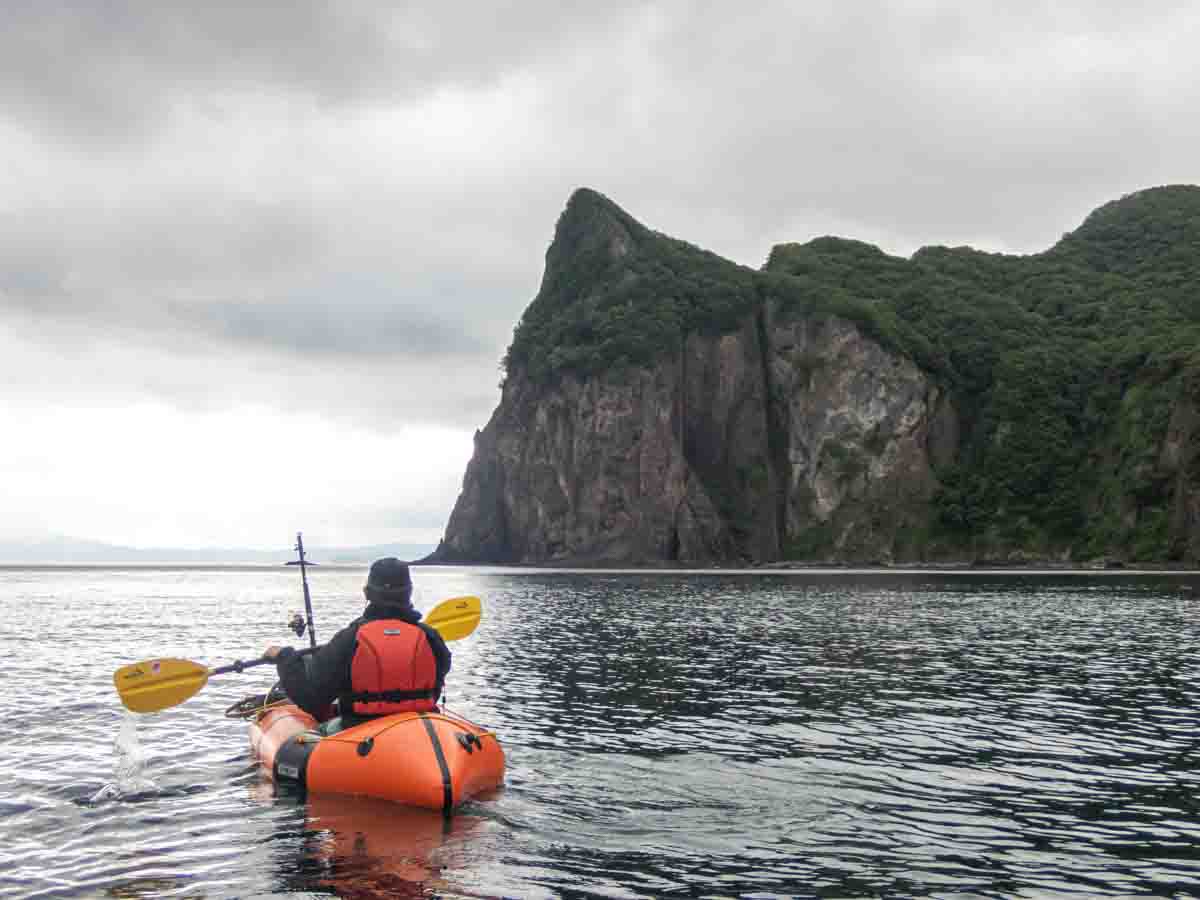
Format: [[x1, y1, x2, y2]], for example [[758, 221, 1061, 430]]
[[2, 1, 1198, 550]]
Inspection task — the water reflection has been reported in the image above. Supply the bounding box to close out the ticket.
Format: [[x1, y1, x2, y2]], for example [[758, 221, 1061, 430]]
[[104, 877, 199, 899], [480, 574, 1200, 763], [248, 777, 487, 898]]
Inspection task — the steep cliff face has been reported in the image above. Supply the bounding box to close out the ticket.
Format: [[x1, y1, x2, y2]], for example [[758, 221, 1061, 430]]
[[436, 358, 735, 565], [1163, 398, 1200, 561], [432, 185, 1200, 566], [765, 309, 956, 561], [434, 304, 953, 565], [432, 185, 957, 565], [436, 188, 776, 564]]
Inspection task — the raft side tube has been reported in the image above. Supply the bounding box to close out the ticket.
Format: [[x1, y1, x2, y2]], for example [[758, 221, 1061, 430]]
[[306, 711, 506, 812], [249, 706, 318, 772], [251, 705, 505, 812]]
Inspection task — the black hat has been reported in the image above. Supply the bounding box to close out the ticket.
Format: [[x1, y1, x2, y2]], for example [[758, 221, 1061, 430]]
[[365, 557, 412, 596]]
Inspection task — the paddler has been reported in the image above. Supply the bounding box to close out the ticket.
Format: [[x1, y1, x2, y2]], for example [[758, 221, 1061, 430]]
[[263, 557, 451, 733]]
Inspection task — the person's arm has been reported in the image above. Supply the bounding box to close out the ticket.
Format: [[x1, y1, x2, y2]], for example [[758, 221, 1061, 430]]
[[418, 623, 452, 696], [266, 624, 358, 718]]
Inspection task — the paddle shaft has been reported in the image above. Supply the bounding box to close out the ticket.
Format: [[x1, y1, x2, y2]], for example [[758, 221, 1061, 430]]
[[114, 595, 480, 713], [208, 592, 482, 677], [210, 646, 314, 676]]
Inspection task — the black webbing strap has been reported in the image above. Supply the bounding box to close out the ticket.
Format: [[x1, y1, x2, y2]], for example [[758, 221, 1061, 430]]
[[420, 714, 454, 815], [348, 687, 437, 703]]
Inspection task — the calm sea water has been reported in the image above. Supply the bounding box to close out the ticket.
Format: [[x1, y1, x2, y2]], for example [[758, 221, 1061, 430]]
[[0, 565, 1197, 899]]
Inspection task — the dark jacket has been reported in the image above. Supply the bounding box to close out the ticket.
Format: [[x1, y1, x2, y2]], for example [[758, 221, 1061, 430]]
[[274, 600, 452, 720]]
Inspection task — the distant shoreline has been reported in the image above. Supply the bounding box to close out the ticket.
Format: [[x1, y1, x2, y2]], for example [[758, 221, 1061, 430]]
[[416, 558, 1200, 573], [6, 561, 1197, 577], [0, 537, 437, 567], [0, 561, 370, 570]]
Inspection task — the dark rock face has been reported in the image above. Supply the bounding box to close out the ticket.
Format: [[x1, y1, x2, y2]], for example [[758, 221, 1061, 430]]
[[1161, 398, 1200, 561], [434, 352, 737, 565], [433, 305, 953, 564], [430, 186, 1200, 566], [763, 311, 952, 563]]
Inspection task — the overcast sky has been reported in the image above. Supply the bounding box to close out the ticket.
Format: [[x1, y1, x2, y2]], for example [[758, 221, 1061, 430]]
[[2, 1, 1197, 550]]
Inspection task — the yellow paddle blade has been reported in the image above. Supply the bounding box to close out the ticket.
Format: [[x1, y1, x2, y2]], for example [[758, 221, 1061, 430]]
[[424, 595, 482, 642], [114, 658, 211, 714]]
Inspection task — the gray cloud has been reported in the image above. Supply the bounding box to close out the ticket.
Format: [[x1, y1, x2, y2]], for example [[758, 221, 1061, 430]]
[[1, 0, 1198, 436], [177, 276, 495, 360], [547, 0, 1200, 257], [0, 2, 648, 144], [0, 308, 503, 430]]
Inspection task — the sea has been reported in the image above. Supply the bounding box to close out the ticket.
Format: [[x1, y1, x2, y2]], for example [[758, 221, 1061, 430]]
[[0, 564, 1197, 899]]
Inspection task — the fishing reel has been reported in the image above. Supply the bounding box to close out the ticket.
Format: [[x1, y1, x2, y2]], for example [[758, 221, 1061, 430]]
[[288, 611, 307, 638]]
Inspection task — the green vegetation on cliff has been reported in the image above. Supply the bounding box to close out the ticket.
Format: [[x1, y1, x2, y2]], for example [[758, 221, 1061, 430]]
[[502, 185, 1200, 562], [503, 189, 762, 381], [772, 187, 1200, 561], [504, 190, 924, 385]]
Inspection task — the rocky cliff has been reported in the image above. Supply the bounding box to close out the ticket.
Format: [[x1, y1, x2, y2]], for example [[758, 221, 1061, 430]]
[[431, 186, 1200, 565], [435, 309, 953, 565]]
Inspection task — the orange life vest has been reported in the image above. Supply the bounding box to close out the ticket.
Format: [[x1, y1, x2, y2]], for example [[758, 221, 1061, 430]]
[[348, 619, 439, 716]]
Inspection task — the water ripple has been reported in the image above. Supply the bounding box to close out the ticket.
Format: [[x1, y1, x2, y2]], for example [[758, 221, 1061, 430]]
[[2, 568, 1199, 897]]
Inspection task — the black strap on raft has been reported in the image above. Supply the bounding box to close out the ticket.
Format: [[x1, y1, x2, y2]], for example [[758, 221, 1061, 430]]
[[419, 714, 454, 815], [347, 687, 438, 703]]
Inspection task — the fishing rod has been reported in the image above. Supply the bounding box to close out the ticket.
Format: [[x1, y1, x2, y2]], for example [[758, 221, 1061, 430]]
[[286, 531, 318, 650]]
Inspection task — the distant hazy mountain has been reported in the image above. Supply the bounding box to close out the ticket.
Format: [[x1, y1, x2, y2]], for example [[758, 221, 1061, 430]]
[[0, 536, 436, 565]]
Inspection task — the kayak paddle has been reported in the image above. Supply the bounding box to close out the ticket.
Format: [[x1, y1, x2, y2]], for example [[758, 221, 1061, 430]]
[[422, 593, 481, 641], [113, 594, 483, 714]]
